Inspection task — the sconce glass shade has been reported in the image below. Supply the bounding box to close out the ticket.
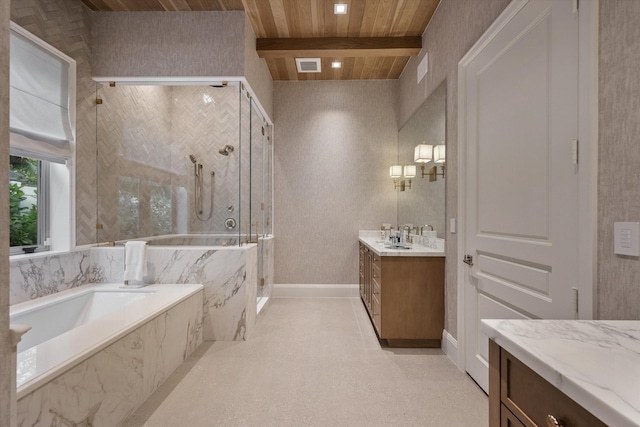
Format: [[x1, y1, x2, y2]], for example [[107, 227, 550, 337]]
[[403, 165, 416, 178], [414, 143, 433, 163], [389, 165, 403, 178], [434, 144, 446, 163]]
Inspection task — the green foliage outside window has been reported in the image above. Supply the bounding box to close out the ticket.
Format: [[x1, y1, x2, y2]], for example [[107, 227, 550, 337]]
[[10, 183, 38, 246], [9, 156, 39, 247]]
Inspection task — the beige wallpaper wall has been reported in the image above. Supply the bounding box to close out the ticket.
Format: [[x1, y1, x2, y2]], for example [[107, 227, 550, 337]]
[[397, 0, 511, 339], [243, 14, 274, 120], [92, 12, 246, 79], [11, 0, 97, 246], [597, 1, 640, 319], [1, 0, 10, 422], [273, 80, 398, 284]]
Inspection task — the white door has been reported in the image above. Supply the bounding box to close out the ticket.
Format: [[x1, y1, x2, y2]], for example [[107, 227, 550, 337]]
[[460, 0, 580, 392]]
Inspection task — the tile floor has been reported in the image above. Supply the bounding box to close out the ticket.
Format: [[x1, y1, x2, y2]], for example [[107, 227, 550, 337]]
[[124, 298, 488, 426]]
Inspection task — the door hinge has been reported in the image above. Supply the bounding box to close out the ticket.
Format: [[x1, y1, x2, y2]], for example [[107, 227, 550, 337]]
[[260, 278, 265, 287], [463, 254, 474, 266], [571, 139, 579, 166], [573, 0, 579, 13], [572, 287, 579, 319]]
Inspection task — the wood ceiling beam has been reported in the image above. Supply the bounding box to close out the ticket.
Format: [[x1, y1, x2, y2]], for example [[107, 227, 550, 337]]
[[256, 37, 422, 59]]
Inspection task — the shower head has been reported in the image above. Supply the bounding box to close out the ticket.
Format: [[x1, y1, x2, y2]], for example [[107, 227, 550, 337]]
[[218, 145, 234, 156], [189, 154, 199, 177]]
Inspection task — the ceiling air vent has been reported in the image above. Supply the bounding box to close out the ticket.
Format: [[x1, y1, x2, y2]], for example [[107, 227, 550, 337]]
[[295, 58, 321, 73]]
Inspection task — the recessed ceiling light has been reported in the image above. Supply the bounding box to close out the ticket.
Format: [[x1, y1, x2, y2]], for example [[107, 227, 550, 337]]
[[331, 61, 342, 69], [334, 3, 347, 14]]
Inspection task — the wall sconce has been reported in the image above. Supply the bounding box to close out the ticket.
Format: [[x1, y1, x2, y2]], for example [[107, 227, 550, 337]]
[[390, 165, 415, 191], [414, 142, 446, 182], [404, 165, 416, 190], [429, 144, 446, 182], [414, 142, 433, 178]]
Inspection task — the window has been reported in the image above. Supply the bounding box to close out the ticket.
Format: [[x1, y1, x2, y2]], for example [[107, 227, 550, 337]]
[[9, 22, 75, 255], [9, 155, 49, 254]]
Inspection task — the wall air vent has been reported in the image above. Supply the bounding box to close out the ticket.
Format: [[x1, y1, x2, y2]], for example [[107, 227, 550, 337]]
[[295, 58, 321, 73]]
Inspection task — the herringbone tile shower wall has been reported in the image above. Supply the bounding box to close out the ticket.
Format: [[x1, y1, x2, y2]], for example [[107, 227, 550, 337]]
[[172, 85, 241, 235], [96, 84, 243, 240], [96, 85, 173, 242], [10, 0, 97, 245]]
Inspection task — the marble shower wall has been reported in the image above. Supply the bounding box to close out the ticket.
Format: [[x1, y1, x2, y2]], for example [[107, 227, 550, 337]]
[[17, 290, 203, 427], [258, 236, 275, 301], [91, 245, 258, 341]]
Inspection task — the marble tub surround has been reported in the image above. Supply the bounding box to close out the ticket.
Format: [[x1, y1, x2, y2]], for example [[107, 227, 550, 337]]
[[10, 250, 105, 305], [16, 285, 203, 426], [13, 283, 203, 396], [482, 319, 640, 427], [359, 230, 445, 257], [90, 245, 258, 341]]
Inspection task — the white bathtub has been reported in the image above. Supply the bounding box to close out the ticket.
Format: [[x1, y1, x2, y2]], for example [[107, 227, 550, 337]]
[[10, 283, 203, 398]]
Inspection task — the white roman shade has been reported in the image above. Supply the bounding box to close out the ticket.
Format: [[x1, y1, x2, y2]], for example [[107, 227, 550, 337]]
[[9, 22, 75, 163]]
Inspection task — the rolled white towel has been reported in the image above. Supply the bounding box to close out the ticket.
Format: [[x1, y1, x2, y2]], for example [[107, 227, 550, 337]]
[[123, 241, 148, 282]]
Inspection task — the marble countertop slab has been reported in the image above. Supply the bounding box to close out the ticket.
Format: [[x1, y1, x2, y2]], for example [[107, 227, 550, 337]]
[[358, 231, 445, 257], [481, 319, 640, 427]]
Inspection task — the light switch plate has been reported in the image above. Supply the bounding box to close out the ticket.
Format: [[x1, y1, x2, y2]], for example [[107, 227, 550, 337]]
[[614, 222, 640, 256]]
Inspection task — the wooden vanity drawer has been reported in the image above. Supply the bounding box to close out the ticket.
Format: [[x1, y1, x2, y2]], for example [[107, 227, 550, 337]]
[[371, 292, 381, 334], [372, 253, 381, 268], [500, 348, 606, 427], [371, 262, 380, 283]]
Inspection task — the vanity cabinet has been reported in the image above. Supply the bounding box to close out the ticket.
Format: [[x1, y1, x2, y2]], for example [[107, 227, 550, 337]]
[[358, 243, 444, 347], [489, 340, 606, 427]]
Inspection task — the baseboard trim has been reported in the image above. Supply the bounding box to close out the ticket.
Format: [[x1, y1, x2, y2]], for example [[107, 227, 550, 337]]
[[442, 329, 459, 366], [273, 284, 359, 298]]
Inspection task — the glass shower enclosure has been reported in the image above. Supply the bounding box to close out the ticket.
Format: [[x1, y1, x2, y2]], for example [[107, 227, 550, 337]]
[[94, 81, 273, 306]]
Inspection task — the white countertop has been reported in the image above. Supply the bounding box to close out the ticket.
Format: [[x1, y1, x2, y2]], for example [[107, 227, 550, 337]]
[[359, 231, 445, 257], [481, 319, 640, 427]]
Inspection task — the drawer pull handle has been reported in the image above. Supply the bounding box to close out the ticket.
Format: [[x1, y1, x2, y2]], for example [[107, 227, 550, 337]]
[[546, 415, 564, 427]]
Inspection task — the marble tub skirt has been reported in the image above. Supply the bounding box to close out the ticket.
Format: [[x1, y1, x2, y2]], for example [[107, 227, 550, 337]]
[[12, 283, 204, 426]]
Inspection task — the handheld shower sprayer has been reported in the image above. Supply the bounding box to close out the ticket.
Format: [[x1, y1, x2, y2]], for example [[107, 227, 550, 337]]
[[189, 154, 199, 177], [188, 154, 215, 221]]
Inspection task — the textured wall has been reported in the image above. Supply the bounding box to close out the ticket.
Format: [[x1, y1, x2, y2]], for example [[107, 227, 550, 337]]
[[1, 0, 11, 423], [597, 1, 640, 319], [244, 14, 273, 120], [273, 80, 398, 284], [397, 0, 511, 339], [11, 0, 97, 246], [92, 11, 245, 78]]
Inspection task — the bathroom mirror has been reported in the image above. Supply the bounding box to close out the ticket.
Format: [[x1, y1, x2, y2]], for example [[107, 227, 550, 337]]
[[397, 80, 446, 238]]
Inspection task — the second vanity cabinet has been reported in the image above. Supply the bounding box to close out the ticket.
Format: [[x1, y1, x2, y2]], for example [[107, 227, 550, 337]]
[[489, 339, 607, 427], [359, 242, 444, 347]]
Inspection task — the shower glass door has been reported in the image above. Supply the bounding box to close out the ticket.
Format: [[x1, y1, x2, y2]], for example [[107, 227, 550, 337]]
[[95, 82, 243, 245]]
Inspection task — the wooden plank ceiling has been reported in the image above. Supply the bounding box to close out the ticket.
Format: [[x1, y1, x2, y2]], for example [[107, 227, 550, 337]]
[[80, 0, 440, 81]]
